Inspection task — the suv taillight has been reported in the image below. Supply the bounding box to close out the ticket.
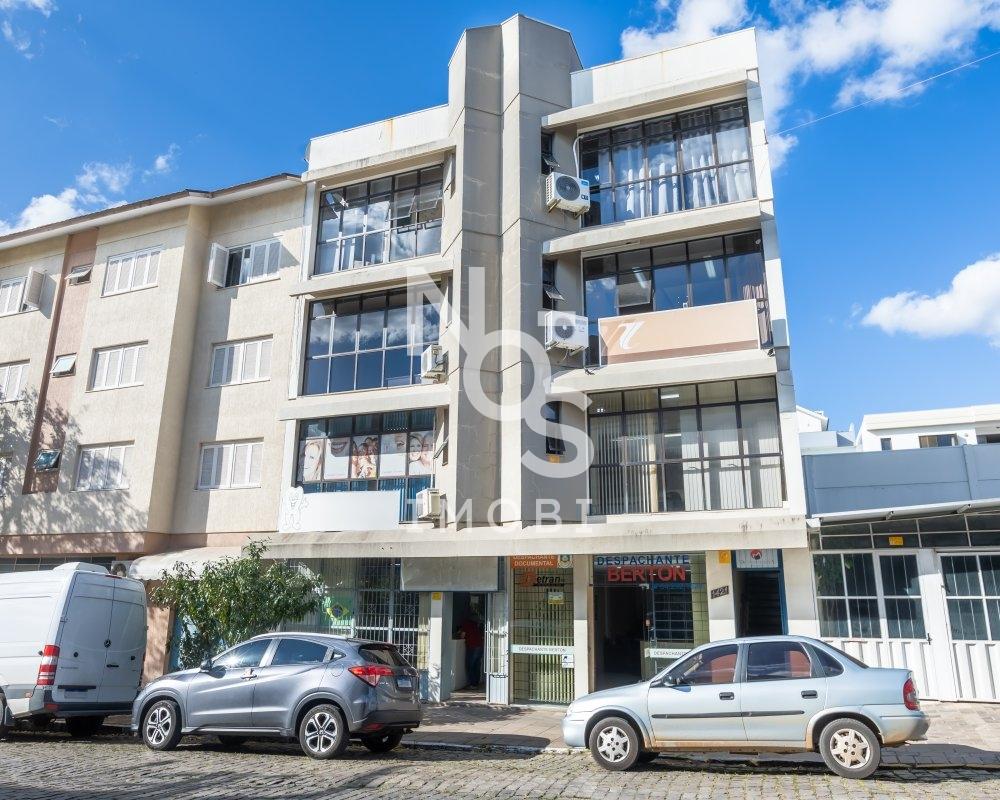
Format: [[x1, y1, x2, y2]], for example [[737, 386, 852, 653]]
[[37, 644, 60, 686], [903, 677, 920, 710], [349, 664, 394, 687]]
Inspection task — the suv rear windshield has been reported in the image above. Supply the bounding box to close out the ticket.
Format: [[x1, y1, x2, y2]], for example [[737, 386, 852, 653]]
[[359, 644, 408, 667]]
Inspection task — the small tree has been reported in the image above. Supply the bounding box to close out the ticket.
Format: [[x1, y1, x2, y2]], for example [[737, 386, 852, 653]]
[[151, 541, 322, 668]]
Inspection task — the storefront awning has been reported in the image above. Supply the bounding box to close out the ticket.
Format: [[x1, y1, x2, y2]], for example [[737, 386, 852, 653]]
[[128, 546, 243, 580]]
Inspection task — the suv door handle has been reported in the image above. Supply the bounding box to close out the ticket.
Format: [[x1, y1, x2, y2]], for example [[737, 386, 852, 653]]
[[719, 691, 735, 700], [801, 690, 818, 699]]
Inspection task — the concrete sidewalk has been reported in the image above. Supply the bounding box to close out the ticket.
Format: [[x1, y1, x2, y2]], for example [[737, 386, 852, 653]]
[[404, 700, 1000, 769]]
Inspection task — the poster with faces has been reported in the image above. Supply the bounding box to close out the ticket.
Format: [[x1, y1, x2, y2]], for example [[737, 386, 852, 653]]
[[379, 433, 408, 477], [299, 438, 325, 483], [323, 437, 351, 480], [407, 430, 433, 476], [351, 435, 380, 479]]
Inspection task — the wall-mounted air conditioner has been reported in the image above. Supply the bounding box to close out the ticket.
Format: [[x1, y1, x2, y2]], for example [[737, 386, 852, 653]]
[[545, 172, 591, 215], [420, 344, 445, 381], [544, 311, 588, 352], [416, 487, 442, 521]]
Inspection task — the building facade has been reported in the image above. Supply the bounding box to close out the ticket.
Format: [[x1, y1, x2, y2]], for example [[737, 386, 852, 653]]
[[857, 404, 1000, 452], [0, 17, 814, 702]]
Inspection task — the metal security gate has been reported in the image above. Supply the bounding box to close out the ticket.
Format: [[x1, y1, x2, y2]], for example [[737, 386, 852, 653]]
[[511, 564, 575, 705], [485, 590, 509, 704]]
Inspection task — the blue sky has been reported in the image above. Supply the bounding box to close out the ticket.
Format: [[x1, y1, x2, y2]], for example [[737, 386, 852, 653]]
[[1, 0, 999, 429]]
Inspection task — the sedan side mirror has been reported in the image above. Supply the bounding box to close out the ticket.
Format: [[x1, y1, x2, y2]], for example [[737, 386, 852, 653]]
[[199, 658, 213, 672], [654, 674, 677, 688]]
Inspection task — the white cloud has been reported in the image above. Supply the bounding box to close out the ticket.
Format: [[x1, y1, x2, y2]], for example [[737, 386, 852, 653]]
[[862, 255, 1000, 347], [1, 0, 55, 57], [621, 0, 1000, 166], [0, 0, 54, 14], [143, 143, 180, 178], [2, 19, 32, 57], [0, 160, 133, 234]]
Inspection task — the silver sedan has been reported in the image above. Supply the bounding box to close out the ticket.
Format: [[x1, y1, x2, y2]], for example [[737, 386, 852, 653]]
[[563, 635, 928, 778]]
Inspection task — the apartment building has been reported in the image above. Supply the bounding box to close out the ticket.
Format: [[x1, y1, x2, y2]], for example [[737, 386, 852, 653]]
[[857, 404, 1000, 452], [0, 16, 814, 702]]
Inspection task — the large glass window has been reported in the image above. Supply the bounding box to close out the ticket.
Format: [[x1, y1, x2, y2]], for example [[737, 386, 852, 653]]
[[315, 166, 443, 275], [303, 289, 440, 395], [588, 378, 783, 515], [584, 231, 767, 360], [813, 553, 881, 638], [580, 102, 754, 227], [943, 554, 1000, 641], [296, 410, 435, 522]]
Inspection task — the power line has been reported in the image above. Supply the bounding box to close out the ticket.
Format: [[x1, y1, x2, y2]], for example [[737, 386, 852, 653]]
[[775, 48, 1000, 136]]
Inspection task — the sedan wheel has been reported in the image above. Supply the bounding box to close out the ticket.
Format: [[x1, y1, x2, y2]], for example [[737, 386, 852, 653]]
[[298, 704, 347, 760], [819, 718, 881, 779], [588, 716, 640, 771], [142, 700, 182, 751]]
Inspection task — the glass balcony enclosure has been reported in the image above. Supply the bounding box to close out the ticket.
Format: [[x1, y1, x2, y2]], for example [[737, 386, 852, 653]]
[[584, 231, 769, 364], [297, 410, 435, 522], [588, 378, 784, 516], [315, 166, 443, 275], [580, 101, 754, 227]]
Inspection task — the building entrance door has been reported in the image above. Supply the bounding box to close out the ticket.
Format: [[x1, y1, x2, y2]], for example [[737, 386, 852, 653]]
[[736, 570, 784, 636], [485, 590, 509, 704]]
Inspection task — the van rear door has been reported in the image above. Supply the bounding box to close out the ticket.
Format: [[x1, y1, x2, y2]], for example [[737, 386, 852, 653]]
[[0, 575, 62, 716], [99, 578, 147, 705], [52, 573, 114, 707]]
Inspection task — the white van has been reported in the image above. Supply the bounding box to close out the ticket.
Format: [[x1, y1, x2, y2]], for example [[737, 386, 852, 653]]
[[0, 562, 146, 737]]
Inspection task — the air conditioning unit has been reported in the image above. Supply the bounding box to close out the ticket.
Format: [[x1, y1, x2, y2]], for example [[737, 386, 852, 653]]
[[420, 344, 445, 380], [415, 487, 442, 521], [544, 311, 588, 352], [109, 560, 134, 579], [545, 172, 591, 215]]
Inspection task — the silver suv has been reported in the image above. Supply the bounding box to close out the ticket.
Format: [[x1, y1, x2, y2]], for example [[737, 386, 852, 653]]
[[563, 636, 929, 779], [132, 633, 422, 759]]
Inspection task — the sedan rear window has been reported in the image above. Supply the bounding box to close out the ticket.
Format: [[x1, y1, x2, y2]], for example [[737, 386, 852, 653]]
[[359, 644, 408, 667]]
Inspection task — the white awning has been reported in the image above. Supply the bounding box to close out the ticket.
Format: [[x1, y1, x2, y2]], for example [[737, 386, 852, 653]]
[[128, 546, 242, 580]]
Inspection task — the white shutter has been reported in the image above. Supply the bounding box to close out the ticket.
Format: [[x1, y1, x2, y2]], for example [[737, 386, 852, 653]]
[[133, 253, 149, 287], [258, 339, 272, 379], [0, 365, 7, 401], [242, 340, 260, 382], [118, 445, 131, 488], [120, 347, 138, 385], [210, 344, 235, 386], [105, 348, 122, 388], [199, 447, 217, 489], [90, 447, 109, 491], [265, 240, 281, 277], [104, 259, 120, 295], [231, 444, 249, 487], [146, 250, 160, 285], [208, 244, 229, 287], [132, 345, 146, 385], [248, 442, 262, 486], [216, 444, 233, 488], [21, 268, 44, 311], [76, 448, 95, 490], [118, 256, 134, 293], [249, 243, 267, 281], [92, 350, 109, 390]]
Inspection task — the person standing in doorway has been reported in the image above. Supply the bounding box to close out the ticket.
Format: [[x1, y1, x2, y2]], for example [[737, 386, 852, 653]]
[[458, 612, 485, 689]]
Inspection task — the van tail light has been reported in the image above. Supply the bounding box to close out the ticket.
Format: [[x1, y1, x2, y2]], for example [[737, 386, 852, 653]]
[[903, 677, 920, 711], [37, 644, 60, 686], [348, 664, 394, 687]]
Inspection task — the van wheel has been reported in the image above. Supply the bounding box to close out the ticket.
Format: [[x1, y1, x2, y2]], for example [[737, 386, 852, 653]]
[[298, 704, 347, 760], [362, 730, 404, 753], [588, 716, 640, 771], [0, 694, 10, 740], [819, 718, 881, 779], [66, 716, 104, 738], [142, 700, 182, 751]]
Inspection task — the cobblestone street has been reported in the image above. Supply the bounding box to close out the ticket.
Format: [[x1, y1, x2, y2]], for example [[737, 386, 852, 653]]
[[2, 731, 999, 800]]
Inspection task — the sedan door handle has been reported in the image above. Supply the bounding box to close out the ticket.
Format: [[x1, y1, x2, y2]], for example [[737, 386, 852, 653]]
[[719, 691, 735, 700], [241, 668, 257, 681], [801, 690, 818, 699]]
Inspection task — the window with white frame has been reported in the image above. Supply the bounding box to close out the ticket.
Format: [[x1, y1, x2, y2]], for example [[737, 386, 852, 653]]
[[198, 441, 263, 489], [209, 337, 272, 387], [0, 361, 28, 402], [0, 277, 26, 315], [90, 343, 147, 390], [75, 443, 133, 491], [206, 240, 280, 289], [103, 247, 161, 296]]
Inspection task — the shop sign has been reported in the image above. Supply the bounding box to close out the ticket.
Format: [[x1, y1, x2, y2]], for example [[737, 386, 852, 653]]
[[734, 548, 779, 570], [512, 555, 571, 569], [710, 585, 730, 599], [646, 647, 688, 659], [561, 653, 575, 669], [547, 590, 565, 606], [888, 536, 905, 546], [511, 644, 574, 656]]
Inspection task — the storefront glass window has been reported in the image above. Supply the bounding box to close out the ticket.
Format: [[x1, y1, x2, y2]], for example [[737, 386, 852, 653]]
[[592, 553, 708, 689]]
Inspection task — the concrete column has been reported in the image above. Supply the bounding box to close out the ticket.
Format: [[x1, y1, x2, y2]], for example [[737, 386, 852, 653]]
[[572, 554, 591, 698], [706, 551, 736, 641], [427, 591, 454, 702], [782, 547, 819, 635]]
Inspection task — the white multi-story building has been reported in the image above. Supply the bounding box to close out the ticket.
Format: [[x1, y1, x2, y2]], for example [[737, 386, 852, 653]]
[[0, 17, 814, 702], [857, 404, 1000, 452]]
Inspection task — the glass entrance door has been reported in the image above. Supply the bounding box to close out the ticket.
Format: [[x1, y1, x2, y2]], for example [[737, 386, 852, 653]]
[[485, 591, 509, 704]]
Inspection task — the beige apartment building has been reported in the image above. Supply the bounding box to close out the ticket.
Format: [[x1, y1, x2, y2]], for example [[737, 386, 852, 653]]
[[0, 16, 816, 703]]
